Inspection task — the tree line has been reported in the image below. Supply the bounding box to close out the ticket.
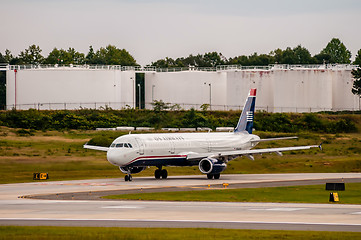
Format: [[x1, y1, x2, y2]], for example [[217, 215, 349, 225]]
[[0, 108, 358, 134], [0, 38, 360, 67], [0, 45, 138, 66], [151, 38, 359, 68]]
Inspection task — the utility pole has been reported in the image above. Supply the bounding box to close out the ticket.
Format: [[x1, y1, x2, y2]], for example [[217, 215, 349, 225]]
[[138, 84, 141, 109]]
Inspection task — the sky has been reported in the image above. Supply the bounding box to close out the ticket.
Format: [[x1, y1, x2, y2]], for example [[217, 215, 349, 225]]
[[1, 0, 361, 65]]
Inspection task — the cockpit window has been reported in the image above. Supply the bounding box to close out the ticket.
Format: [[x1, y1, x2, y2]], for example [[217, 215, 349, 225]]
[[113, 143, 133, 148]]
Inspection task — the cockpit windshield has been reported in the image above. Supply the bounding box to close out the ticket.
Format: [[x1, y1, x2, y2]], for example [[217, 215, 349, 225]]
[[110, 143, 133, 148]]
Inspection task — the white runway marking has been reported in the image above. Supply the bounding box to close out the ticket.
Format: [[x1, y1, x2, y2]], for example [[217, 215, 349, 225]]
[[351, 212, 361, 215], [249, 208, 306, 211], [1, 218, 361, 227], [102, 206, 144, 209]]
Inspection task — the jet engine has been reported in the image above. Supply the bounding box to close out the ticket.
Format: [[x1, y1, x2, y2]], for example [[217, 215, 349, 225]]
[[119, 166, 146, 174], [198, 157, 227, 174]]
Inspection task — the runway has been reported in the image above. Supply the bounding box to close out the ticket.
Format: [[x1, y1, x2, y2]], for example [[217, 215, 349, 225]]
[[1, 173, 361, 231]]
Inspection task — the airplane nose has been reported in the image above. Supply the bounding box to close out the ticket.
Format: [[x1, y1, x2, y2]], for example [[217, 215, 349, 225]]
[[107, 149, 118, 165]]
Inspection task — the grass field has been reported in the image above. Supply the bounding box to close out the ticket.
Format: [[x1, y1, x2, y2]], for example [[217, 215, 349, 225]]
[[1, 226, 361, 240], [104, 182, 361, 204], [0, 126, 360, 184]]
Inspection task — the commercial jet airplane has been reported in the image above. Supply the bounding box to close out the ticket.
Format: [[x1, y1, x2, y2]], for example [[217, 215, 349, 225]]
[[84, 89, 320, 181]]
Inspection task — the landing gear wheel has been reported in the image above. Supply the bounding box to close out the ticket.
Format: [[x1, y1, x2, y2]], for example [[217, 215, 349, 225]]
[[161, 169, 168, 179], [125, 174, 132, 182], [154, 169, 161, 179], [214, 173, 220, 179], [207, 174, 214, 179]]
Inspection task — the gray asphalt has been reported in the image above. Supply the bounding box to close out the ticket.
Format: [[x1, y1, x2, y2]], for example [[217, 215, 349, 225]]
[[26, 177, 361, 201], [1, 173, 361, 231]]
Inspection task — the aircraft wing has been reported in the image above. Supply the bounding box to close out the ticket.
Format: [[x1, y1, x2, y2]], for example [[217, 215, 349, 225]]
[[186, 144, 320, 161], [83, 144, 109, 152]]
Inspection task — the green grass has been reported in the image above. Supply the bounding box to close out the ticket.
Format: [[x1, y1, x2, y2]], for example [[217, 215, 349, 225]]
[[1, 226, 361, 240], [0, 127, 360, 184], [104, 182, 361, 204]]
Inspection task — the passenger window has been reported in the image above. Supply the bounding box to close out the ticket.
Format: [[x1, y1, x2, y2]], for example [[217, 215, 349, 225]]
[[128, 143, 133, 148], [124, 143, 129, 148], [116, 143, 123, 148]]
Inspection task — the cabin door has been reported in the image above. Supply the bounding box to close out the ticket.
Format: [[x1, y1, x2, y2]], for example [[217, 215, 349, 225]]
[[135, 138, 145, 155], [170, 141, 175, 154]]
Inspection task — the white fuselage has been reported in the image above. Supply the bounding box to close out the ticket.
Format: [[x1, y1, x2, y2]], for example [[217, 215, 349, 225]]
[[106, 132, 260, 167]]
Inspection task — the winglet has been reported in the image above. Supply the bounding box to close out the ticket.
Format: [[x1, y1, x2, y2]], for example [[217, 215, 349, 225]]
[[234, 89, 257, 134], [318, 142, 323, 151]]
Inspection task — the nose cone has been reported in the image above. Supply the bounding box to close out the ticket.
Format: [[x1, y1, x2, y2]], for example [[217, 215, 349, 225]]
[[107, 149, 119, 166]]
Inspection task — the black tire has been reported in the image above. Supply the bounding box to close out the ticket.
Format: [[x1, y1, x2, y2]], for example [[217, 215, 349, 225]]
[[214, 173, 220, 179], [207, 174, 214, 179], [161, 169, 168, 179], [124, 175, 129, 181], [155, 169, 161, 179]]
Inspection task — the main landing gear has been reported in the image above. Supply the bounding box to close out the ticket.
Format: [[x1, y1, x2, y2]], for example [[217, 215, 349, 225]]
[[154, 167, 168, 179], [207, 173, 220, 179]]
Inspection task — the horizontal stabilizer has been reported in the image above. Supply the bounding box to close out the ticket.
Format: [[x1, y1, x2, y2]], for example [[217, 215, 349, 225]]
[[251, 136, 298, 143]]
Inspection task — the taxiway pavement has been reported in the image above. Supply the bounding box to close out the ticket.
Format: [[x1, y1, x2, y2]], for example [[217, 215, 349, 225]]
[[1, 173, 361, 231]]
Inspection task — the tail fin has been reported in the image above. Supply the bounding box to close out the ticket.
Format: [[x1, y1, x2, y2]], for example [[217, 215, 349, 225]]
[[234, 89, 257, 134]]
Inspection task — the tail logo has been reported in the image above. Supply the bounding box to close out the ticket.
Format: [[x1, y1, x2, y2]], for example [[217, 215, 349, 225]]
[[246, 111, 254, 122]]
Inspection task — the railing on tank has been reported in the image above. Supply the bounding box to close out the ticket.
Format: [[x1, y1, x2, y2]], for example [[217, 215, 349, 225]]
[[5, 63, 358, 72], [0, 64, 9, 71]]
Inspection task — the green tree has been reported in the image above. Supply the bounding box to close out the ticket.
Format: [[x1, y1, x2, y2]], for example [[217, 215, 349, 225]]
[[3, 49, 14, 63], [151, 57, 177, 68], [45, 47, 85, 65], [351, 68, 361, 98], [151, 100, 170, 111], [0, 53, 5, 63], [270, 45, 313, 64], [352, 49, 361, 99], [85, 46, 96, 64], [313, 52, 331, 64], [44, 48, 62, 64], [353, 49, 361, 66], [66, 48, 85, 64], [94, 45, 137, 66], [320, 38, 351, 64], [0, 71, 5, 109], [293, 45, 313, 64], [151, 52, 225, 68], [203, 52, 226, 67], [19, 44, 44, 64]]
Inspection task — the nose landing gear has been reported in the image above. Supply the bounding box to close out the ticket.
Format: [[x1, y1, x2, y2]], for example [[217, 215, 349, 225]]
[[124, 174, 132, 181]]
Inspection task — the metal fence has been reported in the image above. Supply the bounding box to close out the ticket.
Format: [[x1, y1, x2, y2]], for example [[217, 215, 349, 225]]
[[5, 101, 360, 112]]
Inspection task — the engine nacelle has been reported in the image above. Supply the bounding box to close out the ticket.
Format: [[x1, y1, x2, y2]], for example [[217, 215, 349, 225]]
[[198, 158, 227, 174], [119, 166, 146, 174]]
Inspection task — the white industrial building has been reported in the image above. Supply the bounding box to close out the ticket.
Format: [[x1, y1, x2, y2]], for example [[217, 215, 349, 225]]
[[4, 64, 360, 112]]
